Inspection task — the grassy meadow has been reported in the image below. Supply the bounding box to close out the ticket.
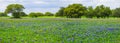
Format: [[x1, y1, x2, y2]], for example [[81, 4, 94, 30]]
[[0, 18, 120, 43]]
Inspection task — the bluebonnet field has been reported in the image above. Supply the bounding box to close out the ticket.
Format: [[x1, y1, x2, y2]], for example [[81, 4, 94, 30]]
[[0, 18, 120, 43]]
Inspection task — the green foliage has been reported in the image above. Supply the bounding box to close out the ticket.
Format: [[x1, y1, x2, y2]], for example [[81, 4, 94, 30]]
[[29, 12, 44, 18], [94, 5, 112, 18], [86, 6, 95, 18], [5, 4, 25, 18], [0, 12, 7, 17], [64, 4, 86, 18], [86, 5, 112, 18], [20, 12, 28, 17], [112, 8, 120, 17], [55, 7, 65, 17], [29, 12, 36, 17], [45, 12, 54, 16], [12, 12, 21, 18], [36, 12, 44, 16]]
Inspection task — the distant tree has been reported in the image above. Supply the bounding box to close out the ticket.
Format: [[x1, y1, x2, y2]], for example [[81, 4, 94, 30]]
[[99, 5, 111, 18], [94, 5, 112, 18], [45, 12, 54, 16], [112, 8, 120, 17], [55, 7, 65, 17], [94, 6, 101, 18], [29, 12, 37, 18], [64, 4, 86, 18], [29, 12, 44, 18], [0, 12, 7, 17], [103, 7, 112, 18], [5, 4, 25, 18], [36, 12, 44, 16], [86, 6, 95, 18]]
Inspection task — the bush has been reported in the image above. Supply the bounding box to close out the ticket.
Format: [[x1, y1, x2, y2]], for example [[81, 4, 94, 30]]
[[112, 8, 120, 17], [29, 12, 44, 18], [45, 12, 54, 16], [0, 12, 7, 17]]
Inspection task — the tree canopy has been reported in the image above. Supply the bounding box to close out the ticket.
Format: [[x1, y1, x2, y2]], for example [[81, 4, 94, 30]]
[[5, 4, 25, 18], [85, 6, 95, 18], [55, 7, 65, 17], [112, 8, 120, 17], [64, 4, 86, 18], [20, 12, 27, 17], [0, 12, 7, 17], [45, 12, 54, 16], [29, 12, 44, 18], [94, 5, 112, 18]]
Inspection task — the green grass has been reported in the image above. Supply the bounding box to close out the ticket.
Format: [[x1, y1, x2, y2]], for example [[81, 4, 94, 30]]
[[0, 18, 120, 43]]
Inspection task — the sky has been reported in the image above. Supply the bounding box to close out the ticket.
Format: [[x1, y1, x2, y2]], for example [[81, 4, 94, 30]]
[[0, 0, 120, 14]]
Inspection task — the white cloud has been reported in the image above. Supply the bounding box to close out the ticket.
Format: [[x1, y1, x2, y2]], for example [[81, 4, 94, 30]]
[[33, 1, 48, 4]]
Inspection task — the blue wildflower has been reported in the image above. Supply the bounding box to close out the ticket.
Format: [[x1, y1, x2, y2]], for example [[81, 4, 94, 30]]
[[107, 28, 114, 31]]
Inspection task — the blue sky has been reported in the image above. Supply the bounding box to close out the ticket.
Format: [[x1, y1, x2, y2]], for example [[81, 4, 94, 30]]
[[0, 0, 120, 14]]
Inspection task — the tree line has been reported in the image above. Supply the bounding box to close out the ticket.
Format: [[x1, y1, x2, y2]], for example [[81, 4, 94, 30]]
[[0, 4, 120, 18], [56, 4, 118, 18]]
